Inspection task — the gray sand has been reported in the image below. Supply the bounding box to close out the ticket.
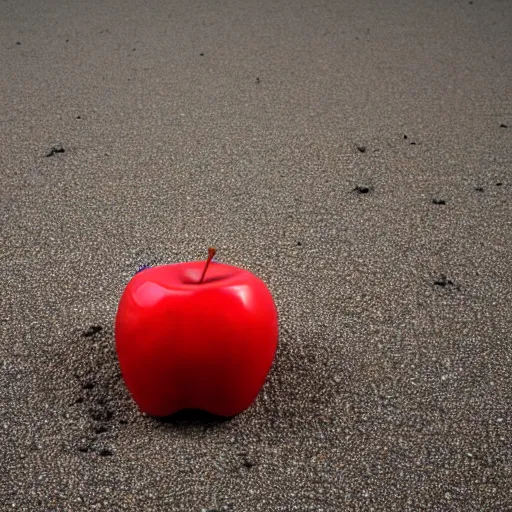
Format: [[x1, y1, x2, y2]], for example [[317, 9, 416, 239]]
[[1, 0, 511, 510]]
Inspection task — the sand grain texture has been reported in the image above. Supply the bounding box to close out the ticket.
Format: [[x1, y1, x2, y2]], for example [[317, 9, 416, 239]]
[[1, 0, 511, 510]]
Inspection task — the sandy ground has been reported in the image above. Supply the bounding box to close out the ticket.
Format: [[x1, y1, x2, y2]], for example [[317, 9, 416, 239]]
[[1, 0, 511, 510]]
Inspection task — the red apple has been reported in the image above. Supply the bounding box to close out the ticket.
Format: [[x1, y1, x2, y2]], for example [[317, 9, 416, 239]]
[[115, 249, 278, 417]]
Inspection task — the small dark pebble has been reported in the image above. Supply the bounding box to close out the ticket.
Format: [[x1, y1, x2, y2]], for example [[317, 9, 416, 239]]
[[354, 185, 371, 194], [45, 145, 65, 157], [82, 382, 94, 390], [432, 198, 446, 205], [297, 241, 302, 246], [434, 275, 455, 288], [243, 459, 255, 469], [74, 397, 84, 404], [199, 52, 204, 56], [16, 42, 21, 45], [82, 325, 103, 337], [500, 123, 507, 128], [403, 134, 408, 139], [475, 187, 484, 192], [76, 115, 81, 119], [496, 182, 502, 186], [255, 77, 260, 83], [410, 141, 416, 145], [99, 448, 113, 457], [357, 146, 366, 153]]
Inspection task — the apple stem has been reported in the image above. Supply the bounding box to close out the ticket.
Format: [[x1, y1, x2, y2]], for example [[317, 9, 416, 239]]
[[199, 247, 216, 284]]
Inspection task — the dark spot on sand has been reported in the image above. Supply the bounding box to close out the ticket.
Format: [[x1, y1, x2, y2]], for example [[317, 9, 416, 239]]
[[403, 134, 408, 139], [410, 141, 416, 145], [74, 397, 84, 404], [132, 48, 136, 51], [199, 52, 204, 56], [89, 408, 113, 422], [76, 115, 81, 119], [82, 381, 94, 390], [242, 458, 255, 469], [256, 77, 260, 83], [357, 146, 366, 153], [496, 182, 502, 186], [432, 198, 446, 205], [95, 425, 109, 435], [16, 42, 21, 45], [353, 185, 371, 194], [89, 409, 102, 421], [99, 448, 113, 457], [65, 39, 69, 42], [82, 325, 103, 337], [434, 275, 456, 288], [78, 441, 95, 453], [297, 241, 302, 246], [500, 123, 507, 128], [475, 187, 484, 192], [45, 145, 65, 157], [119, 419, 128, 425]]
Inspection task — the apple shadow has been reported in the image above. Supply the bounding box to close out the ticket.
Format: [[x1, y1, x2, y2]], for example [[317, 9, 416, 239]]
[[154, 408, 233, 428]]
